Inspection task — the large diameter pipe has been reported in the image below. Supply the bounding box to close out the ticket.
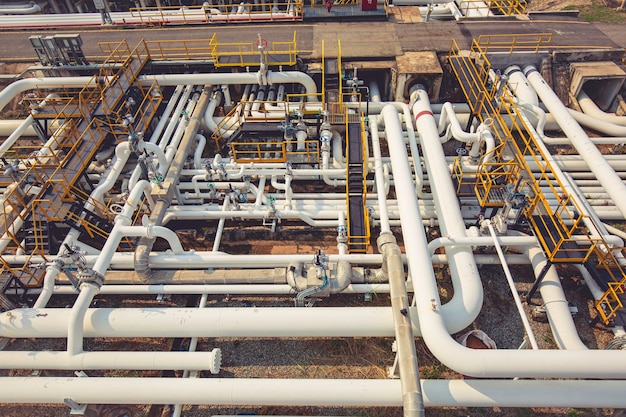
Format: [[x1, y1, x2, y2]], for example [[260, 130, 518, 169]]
[[410, 87, 483, 331], [0, 77, 96, 112], [529, 246, 588, 350], [524, 66, 626, 218], [0, 307, 398, 338], [3, 378, 626, 408], [408, 87, 626, 379]]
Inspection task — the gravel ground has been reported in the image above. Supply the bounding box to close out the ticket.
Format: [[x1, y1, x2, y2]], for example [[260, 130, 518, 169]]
[[0, 233, 620, 417]]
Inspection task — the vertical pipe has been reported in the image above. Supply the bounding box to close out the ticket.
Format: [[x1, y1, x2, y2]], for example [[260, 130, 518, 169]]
[[370, 119, 391, 234], [172, 293, 210, 417], [487, 224, 538, 349], [410, 86, 483, 331], [213, 198, 229, 252], [378, 105, 425, 417], [66, 283, 100, 355]]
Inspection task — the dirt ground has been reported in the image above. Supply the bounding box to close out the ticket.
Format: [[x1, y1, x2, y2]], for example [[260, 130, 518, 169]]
[[0, 227, 622, 417], [526, 0, 590, 11]]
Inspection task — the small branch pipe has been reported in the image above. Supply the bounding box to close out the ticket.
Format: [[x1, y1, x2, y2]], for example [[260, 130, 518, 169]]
[[148, 84, 185, 145], [0, 2, 41, 14], [487, 224, 538, 350], [139, 141, 169, 177], [194, 133, 207, 169], [172, 293, 211, 417], [117, 225, 184, 254], [66, 283, 99, 356], [370, 118, 391, 233], [3, 378, 626, 408], [524, 66, 626, 218]]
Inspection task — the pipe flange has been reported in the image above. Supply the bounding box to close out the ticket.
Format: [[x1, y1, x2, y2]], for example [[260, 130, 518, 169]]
[[210, 348, 222, 374], [376, 232, 397, 253]]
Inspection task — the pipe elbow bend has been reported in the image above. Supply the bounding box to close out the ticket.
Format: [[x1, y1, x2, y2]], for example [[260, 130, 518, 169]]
[[329, 261, 352, 295]]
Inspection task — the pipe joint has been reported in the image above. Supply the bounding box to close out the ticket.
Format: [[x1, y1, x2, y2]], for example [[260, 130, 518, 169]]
[[376, 232, 398, 254], [77, 269, 105, 289]]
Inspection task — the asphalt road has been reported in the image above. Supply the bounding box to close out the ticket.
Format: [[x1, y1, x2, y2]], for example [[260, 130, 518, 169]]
[[0, 15, 623, 64]]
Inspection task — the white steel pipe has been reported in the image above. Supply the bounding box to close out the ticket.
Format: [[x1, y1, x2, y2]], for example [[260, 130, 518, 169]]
[[578, 90, 626, 127], [410, 86, 626, 379], [0, 350, 221, 371], [487, 223, 538, 350], [0, 307, 398, 338], [524, 66, 626, 218], [568, 107, 626, 136], [410, 87, 483, 332], [141, 71, 318, 101], [370, 118, 391, 233], [2, 378, 626, 408], [0, 77, 97, 112], [530, 246, 588, 350]]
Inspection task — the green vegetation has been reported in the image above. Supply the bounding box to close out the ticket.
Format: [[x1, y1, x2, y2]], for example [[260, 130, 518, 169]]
[[564, 0, 626, 22]]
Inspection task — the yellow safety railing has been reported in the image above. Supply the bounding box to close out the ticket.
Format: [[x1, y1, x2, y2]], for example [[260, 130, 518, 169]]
[[487, 0, 527, 15], [97, 39, 133, 64], [1, 39, 157, 297], [457, 0, 527, 16], [449, 35, 596, 263], [476, 33, 553, 53], [231, 141, 286, 163], [211, 32, 298, 68], [597, 281, 625, 324], [449, 39, 495, 116], [21, 88, 87, 120], [345, 114, 370, 253], [144, 36, 217, 61], [205, 0, 302, 23], [450, 34, 626, 323], [212, 103, 241, 149]]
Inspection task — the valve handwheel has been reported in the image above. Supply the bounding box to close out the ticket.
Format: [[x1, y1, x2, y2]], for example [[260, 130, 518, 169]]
[[256, 37, 268, 49]]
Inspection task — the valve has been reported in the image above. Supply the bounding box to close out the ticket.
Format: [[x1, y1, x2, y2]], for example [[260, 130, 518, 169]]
[[313, 249, 330, 274]]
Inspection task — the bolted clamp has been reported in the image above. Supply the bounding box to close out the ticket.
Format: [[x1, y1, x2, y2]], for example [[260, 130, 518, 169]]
[[77, 269, 105, 288]]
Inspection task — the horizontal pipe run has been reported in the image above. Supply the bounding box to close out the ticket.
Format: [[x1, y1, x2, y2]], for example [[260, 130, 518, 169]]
[[0, 307, 398, 339], [46, 284, 389, 295], [0, 351, 221, 371], [2, 378, 626, 408]]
